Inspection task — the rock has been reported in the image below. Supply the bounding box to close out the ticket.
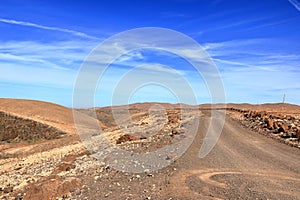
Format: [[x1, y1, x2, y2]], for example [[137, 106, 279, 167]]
[[297, 129, 300, 141], [15, 193, 23, 200], [104, 191, 112, 197], [290, 132, 296, 138], [171, 127, 186, 135], [57, 163, 76, 172], [264, 118, 274, 129], [273, 121, 280, 130], [147, 173, 154, 177], [3, 186, 13, 193], [281, 132, 290, 138], [140, 135, 147, 140], [258, 111, 267, 118], [116, 134, 139, 144], [278, 123, 289, 133], [288, 138, 299, 142]]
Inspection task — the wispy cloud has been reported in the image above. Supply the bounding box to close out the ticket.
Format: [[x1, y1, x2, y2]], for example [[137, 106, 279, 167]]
[[288, 0, 300, 11], [200, 37, 300, 104], [138, 64, 185, 75], [0, 40, 97, 88], [0, 52, 68, 70], [0, 40, 96, 67], [242, 18, 296, 31], [0, 18, 100, 40], [114, 51, 144, 64], [0, 39, 99, 106], [202, 38, 300, 76]]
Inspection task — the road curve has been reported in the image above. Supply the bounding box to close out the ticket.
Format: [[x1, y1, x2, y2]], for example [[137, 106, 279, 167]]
[[168, 110, 300, 199]]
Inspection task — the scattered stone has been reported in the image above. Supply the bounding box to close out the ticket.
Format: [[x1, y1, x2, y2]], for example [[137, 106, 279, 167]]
[[171, 127, 186, 135], [116, 134, 139, 144], [147, 174, 154, 177], [57, 163, 76, 172], [140, 135, 147, 140], [104, 191, 112, 197], [15, 193, 23, 200], [3, 186, 13, 193]]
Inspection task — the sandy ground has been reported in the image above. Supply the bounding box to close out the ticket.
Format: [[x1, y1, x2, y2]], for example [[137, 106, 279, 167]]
[[0, 99, 299, 199]]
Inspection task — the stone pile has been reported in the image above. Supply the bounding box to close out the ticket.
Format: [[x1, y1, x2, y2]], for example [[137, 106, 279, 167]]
[[228, 108, 300, 148]]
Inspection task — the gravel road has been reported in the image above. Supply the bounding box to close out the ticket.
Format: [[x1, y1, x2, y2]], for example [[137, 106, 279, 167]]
[[169, 110, 300, 199]]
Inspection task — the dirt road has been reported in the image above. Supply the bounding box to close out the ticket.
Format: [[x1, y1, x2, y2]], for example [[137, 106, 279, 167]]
[[168, 110, 300, 199], [64, 110, 300, 199]]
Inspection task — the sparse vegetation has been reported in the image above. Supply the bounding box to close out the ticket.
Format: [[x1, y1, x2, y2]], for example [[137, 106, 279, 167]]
[[0, 111, 66, 143]]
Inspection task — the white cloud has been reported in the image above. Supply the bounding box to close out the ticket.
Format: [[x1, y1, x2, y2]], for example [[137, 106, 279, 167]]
[[202, 38, 300, 71], [138, 64, 185, 75], [288, 0, 300, 11], [0, 18, 100, 40], [2, 30, 298, 105], [0, 40, 97, 67], [0, 52, 69, 70], [198, 37, 300, 104], [114, 51, 144, 64], [213, 58, 252, 68], [0, 40, 98, 89]]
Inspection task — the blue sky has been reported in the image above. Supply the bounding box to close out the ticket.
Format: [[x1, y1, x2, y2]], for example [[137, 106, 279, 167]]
[[0, 0, 300, 107]]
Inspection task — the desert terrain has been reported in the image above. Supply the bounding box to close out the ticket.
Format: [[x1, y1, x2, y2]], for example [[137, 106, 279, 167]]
[[0, 98, 300, 200]]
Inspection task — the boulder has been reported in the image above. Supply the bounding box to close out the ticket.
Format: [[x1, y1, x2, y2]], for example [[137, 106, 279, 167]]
[[297, 129, 300, 141], [264, 118, 274, 129], [273, 121, 280, 130], [278, 123, 289, 133], [258, 111, 267, 118]]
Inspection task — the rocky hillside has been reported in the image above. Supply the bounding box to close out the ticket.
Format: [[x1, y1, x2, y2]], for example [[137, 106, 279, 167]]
[[0, 98, 76, 134], [0, 111, 66, 143]]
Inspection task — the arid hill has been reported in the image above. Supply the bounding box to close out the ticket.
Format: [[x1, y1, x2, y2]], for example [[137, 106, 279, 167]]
[[0, 110, 66, 142], [0, 98, 76, 133]]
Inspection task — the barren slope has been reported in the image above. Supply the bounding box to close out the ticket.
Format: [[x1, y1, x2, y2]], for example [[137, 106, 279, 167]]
[[0, 98, 75, 133], [0, 111, 66, 142]]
